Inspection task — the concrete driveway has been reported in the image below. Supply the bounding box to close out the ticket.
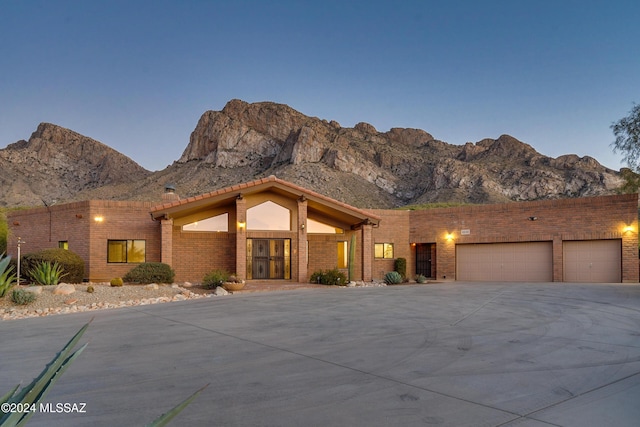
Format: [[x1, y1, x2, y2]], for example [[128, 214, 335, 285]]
[[1, 282, 639, 426]]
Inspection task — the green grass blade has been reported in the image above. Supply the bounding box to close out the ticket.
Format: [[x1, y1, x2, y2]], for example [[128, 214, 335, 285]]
[[0, 385, 19, 405], [145, 384, 209, 427], [7, 320, 91, 409]]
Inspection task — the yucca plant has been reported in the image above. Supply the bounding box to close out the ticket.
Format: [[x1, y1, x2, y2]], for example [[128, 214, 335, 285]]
[[28, 261, 67, 286], [384, 271, 403, 285], [0, 253, 16, 298], [0, 320, 207, 427]]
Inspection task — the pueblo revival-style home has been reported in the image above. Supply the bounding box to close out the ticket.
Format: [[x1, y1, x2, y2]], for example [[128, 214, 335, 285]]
[[7, 176, 639, 284]]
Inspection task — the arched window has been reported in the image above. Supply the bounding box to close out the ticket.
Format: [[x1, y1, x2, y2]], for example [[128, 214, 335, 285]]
[[247, 201, 291, 231], [182, 213, 229, 232]]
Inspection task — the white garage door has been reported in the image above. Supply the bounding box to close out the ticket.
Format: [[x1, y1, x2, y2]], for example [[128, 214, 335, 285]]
[[563, 240, 621, 283], [457, 242, 553, 282]]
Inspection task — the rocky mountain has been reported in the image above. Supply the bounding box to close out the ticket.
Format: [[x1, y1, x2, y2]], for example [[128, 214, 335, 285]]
[[0, 123, 151, 207], [0, 99, 625, 208]]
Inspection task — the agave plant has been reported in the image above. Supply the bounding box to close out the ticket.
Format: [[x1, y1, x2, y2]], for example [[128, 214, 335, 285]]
[[0, 253, 16, 298], [27, 261, 67, 286], [0, 320, 207, 427]]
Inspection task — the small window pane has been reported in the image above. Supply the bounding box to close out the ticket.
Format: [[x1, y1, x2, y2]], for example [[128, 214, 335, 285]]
[[247, 201, 290, 230], [183, 213, 228, 232], [308, 218, 344, 234], [384, 243, 394, 259], [375, 243, 384, 258], [337, 241, 348, 269], [108, 240, 127, 263], [127, 240, 146, 263], [58, 241, 68, 250]]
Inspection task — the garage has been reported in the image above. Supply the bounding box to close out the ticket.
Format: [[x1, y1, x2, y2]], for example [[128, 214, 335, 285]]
[[457, 242, 553, 282], [563, 240, 622, 283]]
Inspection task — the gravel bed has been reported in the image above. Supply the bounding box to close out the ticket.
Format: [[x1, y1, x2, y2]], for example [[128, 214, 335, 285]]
[[0, 283, 213, 321]]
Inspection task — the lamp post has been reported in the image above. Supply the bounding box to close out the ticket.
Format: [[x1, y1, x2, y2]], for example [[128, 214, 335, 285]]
[[16, 237, 25, 285]]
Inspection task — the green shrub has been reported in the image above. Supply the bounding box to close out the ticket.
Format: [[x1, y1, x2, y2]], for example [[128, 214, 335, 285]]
[[0, 253, 16, 297], [28, 261, 67, 286], [110, 277, 124, 287], [86, 285, 95, 293], [415, 274, 427, 284], [310, 268, 347, 286], [23, 248, 84, 283], [202, 269, 230, 289], [384, 271, 403, 285], [11, 288, 37, 305], [394, 257, 407, 280], [123, 262, 175, 284]]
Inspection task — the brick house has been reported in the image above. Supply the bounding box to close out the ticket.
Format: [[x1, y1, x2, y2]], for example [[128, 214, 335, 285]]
[[7, 176, 639, 283]]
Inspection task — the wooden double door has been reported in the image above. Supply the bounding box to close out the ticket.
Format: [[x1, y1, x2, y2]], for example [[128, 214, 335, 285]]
[[248, 239, 291, 280]]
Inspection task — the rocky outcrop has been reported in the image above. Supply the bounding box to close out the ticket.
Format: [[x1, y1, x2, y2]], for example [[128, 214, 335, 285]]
[[0, 100, 625, 208], [0, 123, 151, 207], [174, 100, 623, 207]]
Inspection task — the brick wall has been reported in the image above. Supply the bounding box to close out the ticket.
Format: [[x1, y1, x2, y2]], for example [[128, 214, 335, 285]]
[[172, 229, 236, 282], [372, 193, 638, 282], [8, 201, 160, 282], [369, 210, 411, 280]]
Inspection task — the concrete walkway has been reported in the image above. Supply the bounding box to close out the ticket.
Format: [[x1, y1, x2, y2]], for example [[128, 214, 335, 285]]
[[1, 282, 640, 426]]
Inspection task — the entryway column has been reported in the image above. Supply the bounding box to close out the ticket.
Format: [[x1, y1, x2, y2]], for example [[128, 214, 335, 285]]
[[236, 195, 247, 281], [297, 196, 308, 282], [362, 223, 373, 281], [160, 218, 173, 266]]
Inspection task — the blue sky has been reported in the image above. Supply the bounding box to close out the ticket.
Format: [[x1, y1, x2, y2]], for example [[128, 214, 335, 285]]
[[1, 0, 638, 171]]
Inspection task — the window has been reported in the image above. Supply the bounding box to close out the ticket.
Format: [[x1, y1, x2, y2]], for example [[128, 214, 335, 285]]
[[308, 218, 344, 234], [182, 213, 228, 232], [58, 241, 68, 250], [247, 201, 291, 230], [337, 241, 348, 269], [108, 240, 146, 263], [375, 243, 394, 259]]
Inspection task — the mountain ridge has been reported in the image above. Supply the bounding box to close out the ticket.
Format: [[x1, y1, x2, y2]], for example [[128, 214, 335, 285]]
[[0, 99, 624, 208]]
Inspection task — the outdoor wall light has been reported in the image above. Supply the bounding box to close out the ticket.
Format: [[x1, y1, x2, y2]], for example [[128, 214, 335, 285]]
[[624, 225, 634, 234], [301, 223, 305, 230], [445, 233, 454, 241], [238, 221, 246, 229], [94, 216, 104, 223]]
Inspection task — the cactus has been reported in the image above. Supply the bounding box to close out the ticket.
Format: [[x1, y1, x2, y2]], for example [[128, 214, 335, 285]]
[[348, 234, 356, 282], [86, 285, 95, 293], [110, 277, 124, 287]]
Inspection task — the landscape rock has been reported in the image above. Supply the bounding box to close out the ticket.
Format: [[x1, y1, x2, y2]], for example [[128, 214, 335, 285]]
[[144, 283, 159, 290], [53, 283, 75, 295], [214, 286, 229, 296], [23, 286, 42, 295]]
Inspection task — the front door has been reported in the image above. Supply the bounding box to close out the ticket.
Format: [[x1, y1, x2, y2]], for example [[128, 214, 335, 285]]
[[416, 243, 434, 278], [248, 239, 290, 279]]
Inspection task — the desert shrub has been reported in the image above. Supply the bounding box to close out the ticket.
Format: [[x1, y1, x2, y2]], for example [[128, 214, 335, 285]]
[[11, 288, 37, 305], [415, 274, 427, 284], [23, 248, 84, 283], [28, 261, 67, 286], [86, 285, 95, 293], [203, 269, 230, 289], [123, 262, 175, 284], [110, 277, 124, 287], [0, 253, 16, 297], [310, 268, 347, 286], [394, 257, 407, 280], [384, 271, 403, 285]]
